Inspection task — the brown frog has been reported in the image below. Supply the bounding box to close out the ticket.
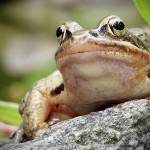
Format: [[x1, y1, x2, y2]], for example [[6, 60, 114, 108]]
[[11, 15, 150, 143]]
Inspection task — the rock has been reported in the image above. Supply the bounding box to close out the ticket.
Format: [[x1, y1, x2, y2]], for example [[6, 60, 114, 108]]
[[1, 99, 150, 150]]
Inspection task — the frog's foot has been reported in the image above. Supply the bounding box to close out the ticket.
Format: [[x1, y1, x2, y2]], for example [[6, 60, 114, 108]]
[[145, 96, 150, 100], [9, 124, 29, 143], [46, 104, 79, 126]]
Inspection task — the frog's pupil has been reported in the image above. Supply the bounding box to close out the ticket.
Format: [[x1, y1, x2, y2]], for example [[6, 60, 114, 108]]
[[113, 21, 125, 30], [56, 27, 63, 37]]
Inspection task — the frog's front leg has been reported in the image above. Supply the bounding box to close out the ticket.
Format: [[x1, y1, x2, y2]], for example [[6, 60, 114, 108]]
[[12, 71, 78, 143]]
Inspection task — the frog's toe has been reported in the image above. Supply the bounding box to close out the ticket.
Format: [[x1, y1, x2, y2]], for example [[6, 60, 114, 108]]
[[9, 125, 29, 143]]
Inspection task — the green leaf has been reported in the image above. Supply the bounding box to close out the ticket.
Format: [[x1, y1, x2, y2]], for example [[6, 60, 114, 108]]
[[0, 101, 22, 125], [133, 0, 150, 26]]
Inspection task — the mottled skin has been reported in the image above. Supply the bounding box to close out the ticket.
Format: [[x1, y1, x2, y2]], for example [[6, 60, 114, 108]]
[[11, 16, 150, 143]]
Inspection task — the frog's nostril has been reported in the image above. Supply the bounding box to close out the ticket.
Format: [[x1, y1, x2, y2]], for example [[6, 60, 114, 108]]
[[89, 31, 98, 37]]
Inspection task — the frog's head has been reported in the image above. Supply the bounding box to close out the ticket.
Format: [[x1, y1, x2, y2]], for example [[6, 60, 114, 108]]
[[55, 16, 150, 104]]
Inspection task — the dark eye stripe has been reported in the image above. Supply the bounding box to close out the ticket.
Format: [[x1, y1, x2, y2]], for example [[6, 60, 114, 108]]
[[50, 83, 64, 96]]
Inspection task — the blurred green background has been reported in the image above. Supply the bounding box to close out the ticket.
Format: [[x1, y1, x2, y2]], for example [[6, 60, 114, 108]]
[[0, 0, 149, 141]]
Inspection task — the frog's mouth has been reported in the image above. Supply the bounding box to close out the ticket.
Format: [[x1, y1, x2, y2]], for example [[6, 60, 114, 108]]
[[56, 38, 150, 104], [56, 38, 150, 68], [56, 37, 150, 62]]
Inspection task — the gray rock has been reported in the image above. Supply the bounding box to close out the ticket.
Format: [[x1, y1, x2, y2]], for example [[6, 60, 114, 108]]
[[1, 99, 150, 150]]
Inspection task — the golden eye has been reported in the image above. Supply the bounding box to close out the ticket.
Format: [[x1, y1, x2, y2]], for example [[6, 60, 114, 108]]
[[56, 25, 67, 42], [107, 17, 126, 37]]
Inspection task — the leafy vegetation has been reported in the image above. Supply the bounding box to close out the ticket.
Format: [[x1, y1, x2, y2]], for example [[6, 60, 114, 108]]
[[133, 0, 150, 26], [0, 101, 21, 125]]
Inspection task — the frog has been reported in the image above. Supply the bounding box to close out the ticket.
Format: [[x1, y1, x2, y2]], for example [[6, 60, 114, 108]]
[[10, 15, 150, 143]]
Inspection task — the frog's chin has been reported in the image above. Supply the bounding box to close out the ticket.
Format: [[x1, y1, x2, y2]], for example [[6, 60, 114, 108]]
[[57, 50, 150, 104], [57, 50, 137, 84]]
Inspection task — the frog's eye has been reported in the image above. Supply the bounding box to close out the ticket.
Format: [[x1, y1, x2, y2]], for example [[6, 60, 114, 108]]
[[107, 17, 126, 37], [56, 25, 67, 42]]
